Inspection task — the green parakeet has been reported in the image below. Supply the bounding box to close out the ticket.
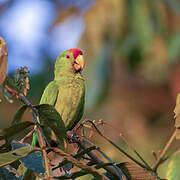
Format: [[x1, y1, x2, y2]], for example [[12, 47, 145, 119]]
[[32, 48, 85, 146]]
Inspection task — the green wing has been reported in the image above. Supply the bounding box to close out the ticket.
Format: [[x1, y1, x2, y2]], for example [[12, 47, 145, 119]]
[[32, 81, 59, 147], [38, 81, 66, 148], [40, 81, 59, 105]]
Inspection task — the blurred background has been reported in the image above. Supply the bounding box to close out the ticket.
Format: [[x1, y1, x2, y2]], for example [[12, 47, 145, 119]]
[[0, 0, 180, 178]]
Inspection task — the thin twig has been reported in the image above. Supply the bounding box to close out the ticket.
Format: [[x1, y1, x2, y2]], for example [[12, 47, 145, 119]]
[[36, 127, 50, 178], [98, 120, 151, 169], [5, 87, 51, 178], [20, 129, 35, 143], [152, 130, 176, 171], [83, 120, 151, 171]]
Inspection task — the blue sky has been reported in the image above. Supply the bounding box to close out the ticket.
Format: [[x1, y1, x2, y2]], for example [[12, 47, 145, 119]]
[[0, 0, 92, 73]]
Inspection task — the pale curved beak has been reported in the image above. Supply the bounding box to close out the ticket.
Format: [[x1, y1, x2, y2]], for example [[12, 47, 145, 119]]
[[74, 55, 85, 72]]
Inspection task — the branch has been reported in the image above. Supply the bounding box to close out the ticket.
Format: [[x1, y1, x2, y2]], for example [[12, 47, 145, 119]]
[[72, 136, 126, 179], [5, 87, 51, 178], [79, 136, 125, 178], [97, 120, 151, 169], [52, 146, 97, 171], [51, 148, 107, 180], [36, 127, 50, 178], [152, 130, 176, 171], [83, 120, 151, 171]]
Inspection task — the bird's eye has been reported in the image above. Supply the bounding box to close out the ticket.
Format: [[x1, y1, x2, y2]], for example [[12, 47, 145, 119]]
[[66, 54, 70, 59]]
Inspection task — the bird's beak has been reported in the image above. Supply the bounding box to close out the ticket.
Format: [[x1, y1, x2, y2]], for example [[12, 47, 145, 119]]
[[74, 55, 85, 72]]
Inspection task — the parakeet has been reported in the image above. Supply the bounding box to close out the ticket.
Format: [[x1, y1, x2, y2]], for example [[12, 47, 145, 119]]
[[32, 48, 85, 146]]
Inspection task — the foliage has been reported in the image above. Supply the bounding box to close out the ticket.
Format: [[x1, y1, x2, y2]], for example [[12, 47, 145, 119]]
[[165, 150, 180, 180], [0, 58, 178, 179], [0, 0, 180, 179]]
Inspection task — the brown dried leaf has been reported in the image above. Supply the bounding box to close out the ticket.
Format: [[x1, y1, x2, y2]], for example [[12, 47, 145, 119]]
[[118, 162, 159, 180], [0, 37, 8, 85], [174, 93, 180, 139]]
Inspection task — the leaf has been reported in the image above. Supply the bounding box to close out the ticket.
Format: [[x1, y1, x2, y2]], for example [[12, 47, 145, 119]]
[[14, 67, 30, 96], [56, 170, 96, 179], [85, 43, 112, 109], [117, 162, 159, 180], [12, 105, 28, 125], [22, 168, 36, 180], [11, 141, 45, 175], [130, 0, 154, 55], [0, 37, 8, 85], [16, 163, 36, 180], [3, 76, 20, 93], [168, 32, 180, 61], [0, 121, 34, 140], [174, 93, 180, 139], [35, 104, 66, 148], [0, 145, 38, 168], [165, 150, 180, 180], [0, 167, 22, 180]]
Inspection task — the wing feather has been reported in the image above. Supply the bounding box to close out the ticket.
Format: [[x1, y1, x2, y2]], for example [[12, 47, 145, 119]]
[[40, 81, 59, 106]]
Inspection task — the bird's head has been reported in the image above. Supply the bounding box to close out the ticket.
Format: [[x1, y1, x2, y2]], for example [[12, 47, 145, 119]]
[[55, 48, 85, 77], [68, 48, 85, 72]]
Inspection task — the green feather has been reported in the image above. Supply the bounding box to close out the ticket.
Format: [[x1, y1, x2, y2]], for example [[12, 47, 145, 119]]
[[40, 81, 59, 106], [32, 49, 85, 147]]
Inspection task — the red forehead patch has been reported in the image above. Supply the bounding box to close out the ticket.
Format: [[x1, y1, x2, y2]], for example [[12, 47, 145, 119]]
[[68, 48, 83, 59]]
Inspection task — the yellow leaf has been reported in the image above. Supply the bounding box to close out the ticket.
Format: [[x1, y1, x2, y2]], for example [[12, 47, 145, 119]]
[[0, 37, 8, 85], [174, 93, 180, 139]]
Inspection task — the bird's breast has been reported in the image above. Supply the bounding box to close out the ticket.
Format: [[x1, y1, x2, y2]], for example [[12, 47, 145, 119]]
[[55, 79, 84, 128]]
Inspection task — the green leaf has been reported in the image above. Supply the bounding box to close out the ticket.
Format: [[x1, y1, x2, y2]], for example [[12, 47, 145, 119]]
[[12, 105, 28, 125], [166, 150, 180, 180], [130, 0, 153, 56], [86, 43, 111, 109], [0, 121, 34, 140], [22, 168, 36, 180], [0, 146, 38, 168], [11, 141, 45, 175], [3, 76, 20, 93], [35, 104, 66, 148], [0, 167, 22, 180], [168, 32, 180, 61]]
